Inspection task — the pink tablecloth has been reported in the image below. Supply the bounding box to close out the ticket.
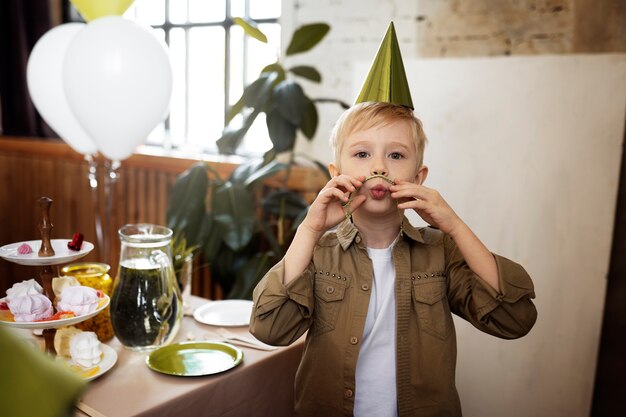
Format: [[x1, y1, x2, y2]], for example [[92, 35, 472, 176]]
[[72, 296, 303, 417]]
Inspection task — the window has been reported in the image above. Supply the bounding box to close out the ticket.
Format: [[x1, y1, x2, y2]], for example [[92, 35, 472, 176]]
[[69, 0, 281, 156]]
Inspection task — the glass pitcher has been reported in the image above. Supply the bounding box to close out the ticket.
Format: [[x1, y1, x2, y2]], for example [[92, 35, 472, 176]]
[[110, 224, 182, 351]]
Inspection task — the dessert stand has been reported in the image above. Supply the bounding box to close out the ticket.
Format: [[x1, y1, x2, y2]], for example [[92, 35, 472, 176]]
[[0, 197, 109, 355]]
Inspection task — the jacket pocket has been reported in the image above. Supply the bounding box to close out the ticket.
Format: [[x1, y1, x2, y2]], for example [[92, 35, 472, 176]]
[[312, 275, 349, 336], [411, 273, 453, 340]]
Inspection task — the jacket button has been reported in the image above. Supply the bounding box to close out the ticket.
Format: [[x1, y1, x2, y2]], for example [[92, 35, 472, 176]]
[[361, 284, 369, 291], [350, 336, 358, 344], [326, 286, 335, 294], [344, 389, 353, 398], [355, 236, 362, 244]]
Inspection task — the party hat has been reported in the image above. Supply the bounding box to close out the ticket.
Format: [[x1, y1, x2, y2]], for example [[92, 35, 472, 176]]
[[355, 22, 413, 109]]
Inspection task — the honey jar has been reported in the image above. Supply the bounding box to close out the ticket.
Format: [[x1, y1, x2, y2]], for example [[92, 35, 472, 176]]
[[61, 262, 114, 341]]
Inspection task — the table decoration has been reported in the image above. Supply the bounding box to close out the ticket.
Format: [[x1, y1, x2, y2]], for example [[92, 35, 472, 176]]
[[61, 262, 114, 340], [110, 224, 182, 351], [193, 299, 254, 327], [0, 197, 100, 354], [146, 341, 243, 376]]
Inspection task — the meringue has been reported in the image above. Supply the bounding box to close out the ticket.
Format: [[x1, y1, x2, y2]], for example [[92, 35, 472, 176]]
[[8, 294, 53, 322], [5, 278, 43, 302], [17, 243, 33, 254], [52, 276, 80, 299], [57, 286, 99, 316], [69, 331, 102, 367], [54, 326, 83, 357]]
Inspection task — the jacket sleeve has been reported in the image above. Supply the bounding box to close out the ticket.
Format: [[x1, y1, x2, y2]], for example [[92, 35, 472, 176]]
[[444, 235, 537, 339], [249, 258, 315, 346]]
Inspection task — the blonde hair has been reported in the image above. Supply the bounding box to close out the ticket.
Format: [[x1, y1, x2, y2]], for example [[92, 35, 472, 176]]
[[329, 102, 428, 168]]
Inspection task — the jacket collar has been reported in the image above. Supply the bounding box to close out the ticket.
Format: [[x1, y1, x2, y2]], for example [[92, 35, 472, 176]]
[[336, 215, 425, 250]]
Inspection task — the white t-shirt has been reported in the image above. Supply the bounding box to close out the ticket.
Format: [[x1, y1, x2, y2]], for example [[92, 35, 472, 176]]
[[354, 242, 398, 417]]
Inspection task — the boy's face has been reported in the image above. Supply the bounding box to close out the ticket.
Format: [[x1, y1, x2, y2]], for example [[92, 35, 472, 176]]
[[329, 120, 428, 215]]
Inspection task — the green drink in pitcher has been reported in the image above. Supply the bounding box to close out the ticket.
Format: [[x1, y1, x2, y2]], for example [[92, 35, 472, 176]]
[[110, 224, 182, 351]]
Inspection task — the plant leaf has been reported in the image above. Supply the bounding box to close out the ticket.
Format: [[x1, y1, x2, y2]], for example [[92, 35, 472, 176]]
[[244, 160, 287, 188], [225, 95, 245, 125], [217, 107, 261, 154], [232, 17, 268, 43], [300, 96, 318, 139], [259, 221, 283, 256], [274, 80, 305, 125], [216, 124, 248, 155], [313, 159, 331, 180], [209, 244, 238, 295], [262, 190, 308, 218], [261, 63, 286, 85], [266, 108, 297, 153], [262, 148, 277, 165], [289, 65, 322, 82], [291, 206, 309, 232], [166, 163, 209, 247], [243, 72, 277, 108], [213, 182, 257, 251], [219, 72, 278, 154], [285, 23, 330, 56], [227, 252, 277, 299], [229, 158, 265, 184]]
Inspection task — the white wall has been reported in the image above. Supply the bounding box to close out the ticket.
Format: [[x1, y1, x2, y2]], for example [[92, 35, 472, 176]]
[[351, 54, 625, 417]]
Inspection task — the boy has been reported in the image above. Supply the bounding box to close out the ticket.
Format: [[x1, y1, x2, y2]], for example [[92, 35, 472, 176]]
[[250, 23, 537, 417]]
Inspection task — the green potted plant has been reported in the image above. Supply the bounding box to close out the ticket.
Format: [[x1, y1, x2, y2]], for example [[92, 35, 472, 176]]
[[166, 19, 348, 299]]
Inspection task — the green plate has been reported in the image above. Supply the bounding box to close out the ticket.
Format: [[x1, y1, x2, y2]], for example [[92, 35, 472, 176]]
[[146, 341, 244, 376]]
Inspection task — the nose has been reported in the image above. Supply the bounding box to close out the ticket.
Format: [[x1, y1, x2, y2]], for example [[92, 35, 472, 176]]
[[370, 167, 388, 177]]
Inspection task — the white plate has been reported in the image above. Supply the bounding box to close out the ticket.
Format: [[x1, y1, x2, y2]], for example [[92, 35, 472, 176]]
[[0, 239, 94, 266], [0, 295, 110, 330], [193, 300, 254, 327], [57, 343, 118, 382]]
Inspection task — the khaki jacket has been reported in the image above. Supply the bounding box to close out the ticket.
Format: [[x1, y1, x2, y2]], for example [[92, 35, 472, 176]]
[[250, 218, 537, 417]]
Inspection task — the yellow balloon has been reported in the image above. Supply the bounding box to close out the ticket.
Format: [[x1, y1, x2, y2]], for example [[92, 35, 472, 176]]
[[70, 0, 135, 22]]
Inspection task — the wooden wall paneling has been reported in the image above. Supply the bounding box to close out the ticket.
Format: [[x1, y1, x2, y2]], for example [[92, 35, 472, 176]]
[[157, 171, 168, 228], [137, 167, 147, 223], [127, 166, 138, 224], [0, 137, 325, 299], [146, 169, 157, 223]]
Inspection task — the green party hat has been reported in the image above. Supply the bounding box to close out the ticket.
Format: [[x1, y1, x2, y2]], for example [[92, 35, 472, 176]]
[[355, 22, 414, 109]]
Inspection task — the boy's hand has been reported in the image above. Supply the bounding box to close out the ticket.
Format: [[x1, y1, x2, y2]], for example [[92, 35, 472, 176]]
[[390, 179, 463, 236], [301, 175, 366, 236]]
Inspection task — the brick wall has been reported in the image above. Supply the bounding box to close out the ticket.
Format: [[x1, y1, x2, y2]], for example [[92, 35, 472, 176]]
[[283, 0, 626, 163]]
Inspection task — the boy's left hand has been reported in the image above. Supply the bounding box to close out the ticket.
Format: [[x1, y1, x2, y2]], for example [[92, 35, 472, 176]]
[[390, 179, 463, 236]]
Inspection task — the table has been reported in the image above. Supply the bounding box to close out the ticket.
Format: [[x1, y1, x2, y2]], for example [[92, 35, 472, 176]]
[[13, 296, 304, 417]]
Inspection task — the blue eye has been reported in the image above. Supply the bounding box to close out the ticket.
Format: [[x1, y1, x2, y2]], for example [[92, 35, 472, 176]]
[[389, 152, 403, 160]]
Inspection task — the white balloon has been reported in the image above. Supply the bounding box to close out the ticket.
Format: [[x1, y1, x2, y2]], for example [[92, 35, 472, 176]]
[[63, 16, 173, 161], [27, 23, 98, 156]]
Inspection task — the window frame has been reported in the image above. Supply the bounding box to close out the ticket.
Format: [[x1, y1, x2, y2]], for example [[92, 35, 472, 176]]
[[64, 0, 281, 155]]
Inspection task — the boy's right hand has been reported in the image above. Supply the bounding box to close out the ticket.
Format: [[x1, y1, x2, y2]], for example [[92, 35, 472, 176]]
[[300, 175, 366, 236], [283, 175, 365, 285]]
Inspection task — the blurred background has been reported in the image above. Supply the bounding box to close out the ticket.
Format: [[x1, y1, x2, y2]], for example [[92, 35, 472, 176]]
[[0, 1, 625, 416]]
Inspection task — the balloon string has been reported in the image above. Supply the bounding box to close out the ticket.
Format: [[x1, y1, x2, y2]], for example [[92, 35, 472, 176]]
[[103, 159, 121, 265], [86, 154, 105, 263]]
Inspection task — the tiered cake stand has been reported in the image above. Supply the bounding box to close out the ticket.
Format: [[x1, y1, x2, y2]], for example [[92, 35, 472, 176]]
[[0, 197, 108, 355]]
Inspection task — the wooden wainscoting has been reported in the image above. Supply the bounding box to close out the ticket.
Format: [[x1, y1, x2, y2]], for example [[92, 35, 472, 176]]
[[0, 136, 326, 298]]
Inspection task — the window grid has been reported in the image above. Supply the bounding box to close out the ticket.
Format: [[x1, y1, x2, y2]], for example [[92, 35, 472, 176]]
[[68, 0, 280, 154]]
